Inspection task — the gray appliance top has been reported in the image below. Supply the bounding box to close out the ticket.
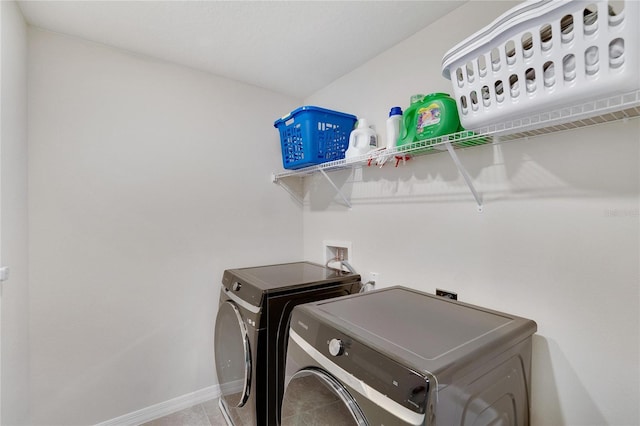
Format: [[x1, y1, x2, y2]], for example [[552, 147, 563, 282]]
[[309, 286, 536, 375], [225, 261, 359, 292]]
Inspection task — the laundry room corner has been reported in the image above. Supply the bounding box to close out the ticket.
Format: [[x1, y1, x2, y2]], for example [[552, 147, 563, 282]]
[[1, 0, 30, 425], [25, 27, 304, 425]]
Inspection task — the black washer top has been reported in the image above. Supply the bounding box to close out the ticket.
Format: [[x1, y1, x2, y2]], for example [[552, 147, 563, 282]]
[[222, 262, 361, 307], [307, 286, 537, 376], [233, 261, 353, 291]]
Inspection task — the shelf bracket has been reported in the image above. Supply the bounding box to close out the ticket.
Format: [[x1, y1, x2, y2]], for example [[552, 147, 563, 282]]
[[272, 173, 304, 205], [319, 169, 352, 208], [444, 141, 483, 212]]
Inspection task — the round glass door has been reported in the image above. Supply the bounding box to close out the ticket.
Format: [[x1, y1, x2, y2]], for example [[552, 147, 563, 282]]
[[281, 368, 367, 426], [214, 301, 251, 407]]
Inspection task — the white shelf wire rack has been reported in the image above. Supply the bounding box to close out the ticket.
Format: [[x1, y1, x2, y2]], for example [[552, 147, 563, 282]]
[[272, 89, 640, 209]]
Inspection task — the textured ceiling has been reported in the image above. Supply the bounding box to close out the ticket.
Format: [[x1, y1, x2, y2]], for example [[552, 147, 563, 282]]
[[17, 1, 466, 99]]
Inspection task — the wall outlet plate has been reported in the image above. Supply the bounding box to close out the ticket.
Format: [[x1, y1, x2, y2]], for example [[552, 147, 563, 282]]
[[366, 272, 379, 284]]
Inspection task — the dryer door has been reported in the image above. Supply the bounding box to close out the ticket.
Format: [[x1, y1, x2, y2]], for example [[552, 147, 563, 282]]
[[214, 301, 251, 407], [281, 368, 367, 426]]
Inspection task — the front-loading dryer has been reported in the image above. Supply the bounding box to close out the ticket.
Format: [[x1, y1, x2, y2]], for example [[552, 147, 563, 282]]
[[214, 261, 361, 426], [282, 286, 537, 426]]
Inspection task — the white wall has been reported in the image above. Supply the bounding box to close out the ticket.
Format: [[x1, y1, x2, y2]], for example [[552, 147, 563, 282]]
[[27, 28, 302, 425], [303, 2, 639, 426], [0, 1, 30, 425]]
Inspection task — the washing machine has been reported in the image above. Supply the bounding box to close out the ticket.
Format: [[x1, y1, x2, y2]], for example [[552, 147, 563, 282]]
[[282, 286, 537, 426], [214, 261, 361, 426]]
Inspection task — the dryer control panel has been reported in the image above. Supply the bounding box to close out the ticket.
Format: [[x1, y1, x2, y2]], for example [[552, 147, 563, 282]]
[[222, 271, 264, 308]]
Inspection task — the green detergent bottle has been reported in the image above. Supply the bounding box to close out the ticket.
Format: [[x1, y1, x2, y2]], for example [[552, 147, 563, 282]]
[[397, 93, 461, 153]]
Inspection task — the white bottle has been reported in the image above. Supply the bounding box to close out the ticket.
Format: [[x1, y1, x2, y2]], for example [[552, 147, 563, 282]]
[[345, 119, 377, 161], [385, 107, 403, 150], [378, 107, 402, 166]]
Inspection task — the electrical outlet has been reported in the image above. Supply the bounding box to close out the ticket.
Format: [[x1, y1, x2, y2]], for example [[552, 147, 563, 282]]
[[360, 272, 378, 292], [366, 272, 379, 285], [436, 288, 458, 300]]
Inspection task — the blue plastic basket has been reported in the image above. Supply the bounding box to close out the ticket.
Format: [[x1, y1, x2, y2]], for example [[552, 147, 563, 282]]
[[274, 106, 357, 170]]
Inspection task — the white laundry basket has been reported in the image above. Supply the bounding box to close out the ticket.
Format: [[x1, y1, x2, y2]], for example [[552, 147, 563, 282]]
[[441, 0, 640, 130]]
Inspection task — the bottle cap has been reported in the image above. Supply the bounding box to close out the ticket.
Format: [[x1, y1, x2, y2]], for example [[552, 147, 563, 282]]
[[357, 118, 369, 128], [389, 106, 402, 117]]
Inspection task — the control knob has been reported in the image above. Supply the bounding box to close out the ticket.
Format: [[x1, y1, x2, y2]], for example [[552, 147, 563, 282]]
[[328, 338, 345, 356], [232, 282, 242, 291]]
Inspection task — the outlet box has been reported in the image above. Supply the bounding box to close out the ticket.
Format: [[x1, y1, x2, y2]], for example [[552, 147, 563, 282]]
[[365, 272, 379, 285], [436, 288, 458, 300], [360, 272, 378, 292], [323, 240, 352, 267]]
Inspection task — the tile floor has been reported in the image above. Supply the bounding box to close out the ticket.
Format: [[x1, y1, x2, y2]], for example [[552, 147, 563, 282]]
[[141, 399, 227, 426], [142, 377, 343, 426]]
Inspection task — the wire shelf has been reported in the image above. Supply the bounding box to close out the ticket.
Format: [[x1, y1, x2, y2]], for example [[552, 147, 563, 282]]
[[272, 89, 640, 182]]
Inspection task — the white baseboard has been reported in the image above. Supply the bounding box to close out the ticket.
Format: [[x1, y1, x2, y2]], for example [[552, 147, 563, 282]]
[[95, 384, 221, 426]]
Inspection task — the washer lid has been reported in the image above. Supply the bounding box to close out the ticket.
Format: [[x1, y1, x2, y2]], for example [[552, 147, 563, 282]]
[[311, 286, 537, 375], [224, 261, 359, 294]]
